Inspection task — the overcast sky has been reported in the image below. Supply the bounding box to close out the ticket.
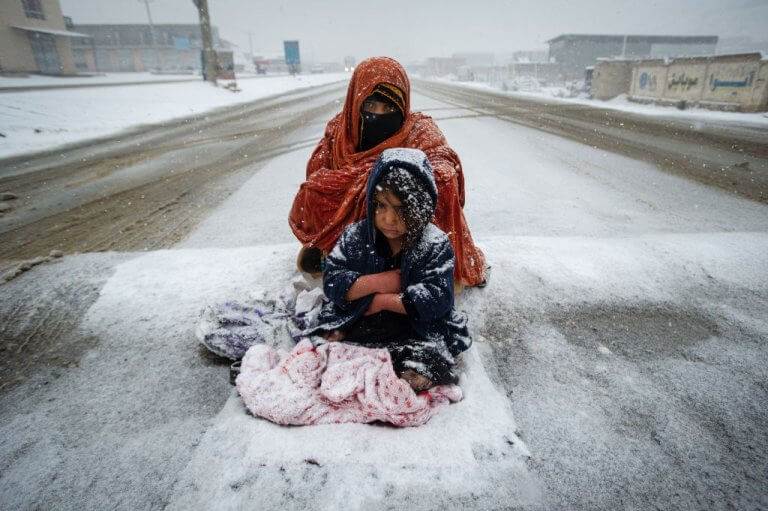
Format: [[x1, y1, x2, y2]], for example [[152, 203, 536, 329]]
[[60, 0, 768, 62]]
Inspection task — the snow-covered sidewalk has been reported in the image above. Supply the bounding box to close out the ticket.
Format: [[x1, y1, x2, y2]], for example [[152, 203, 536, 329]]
[[0, 73, 348, 160], [0, 71, 200, 89]]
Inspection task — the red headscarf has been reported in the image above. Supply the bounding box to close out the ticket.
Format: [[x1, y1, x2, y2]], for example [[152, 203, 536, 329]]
[[289, 56, 486, 286]]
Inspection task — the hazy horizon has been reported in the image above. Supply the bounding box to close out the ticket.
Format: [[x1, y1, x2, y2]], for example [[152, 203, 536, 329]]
[[61, 0, 768, 62]]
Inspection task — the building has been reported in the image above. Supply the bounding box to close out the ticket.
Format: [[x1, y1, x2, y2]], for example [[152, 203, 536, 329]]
[[424, 57, 466, 77], [0, 0, 88, 75], [717, 37, 768, 57], [546, 34, 718, 80], [253, 56, 289, 74], [69, 23, 223, 73], [507, 61, 561, 85], [500, 50, 548, 65], [452, 52, 495, 68]]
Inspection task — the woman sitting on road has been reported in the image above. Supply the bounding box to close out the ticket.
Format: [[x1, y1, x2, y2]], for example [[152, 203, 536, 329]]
[[289, 56, 487, 288]]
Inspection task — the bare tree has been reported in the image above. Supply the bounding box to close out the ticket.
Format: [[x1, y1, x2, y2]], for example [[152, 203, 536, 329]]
[[192, 0, 218, 84]]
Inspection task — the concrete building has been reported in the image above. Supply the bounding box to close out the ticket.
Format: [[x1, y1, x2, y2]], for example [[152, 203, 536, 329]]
[[424, 57, 466, 77], [0, 0, 88, 75], [69, 23, 223, 73], [504, 50, 548, 65], [546, 34, 718, 80], [452, 52, 495, 68], [507, 61, 561, 85]]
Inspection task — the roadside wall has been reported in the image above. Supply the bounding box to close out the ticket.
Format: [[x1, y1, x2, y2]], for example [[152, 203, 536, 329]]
[[591, 60, 633, 100], [630, 61, 667, 100], [628, 53, 767, 112], [664, 59, 707, 102]]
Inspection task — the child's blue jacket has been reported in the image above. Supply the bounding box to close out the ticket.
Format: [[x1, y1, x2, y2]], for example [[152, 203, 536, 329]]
[[313, 148, 471, 357]]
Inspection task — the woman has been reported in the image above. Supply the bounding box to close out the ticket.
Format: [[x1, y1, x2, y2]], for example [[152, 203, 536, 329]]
[[289, 56, 486, 287]]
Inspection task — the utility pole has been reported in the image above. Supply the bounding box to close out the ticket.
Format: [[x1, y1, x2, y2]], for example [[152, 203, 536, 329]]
[[139, 0, 162, 72], [192, 0, 218, 84], [247, 30, 254, 72]]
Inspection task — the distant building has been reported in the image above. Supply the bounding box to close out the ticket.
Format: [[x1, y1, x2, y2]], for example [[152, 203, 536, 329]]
[[253, 56, 289, 74], [0, 0, 88, 75], [546, 34, 718, 80], [452, 52, 495, 67], [507, 61, 561, 84], [508, 49, 548, 64], [69, 23, 224, 72], [425, 57, 466, 77], [717, 37, 768, 57]]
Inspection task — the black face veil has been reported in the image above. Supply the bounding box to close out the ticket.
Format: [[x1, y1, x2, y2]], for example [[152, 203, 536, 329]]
[[358, 86, 406, 152], [359, 110, 405, 151]]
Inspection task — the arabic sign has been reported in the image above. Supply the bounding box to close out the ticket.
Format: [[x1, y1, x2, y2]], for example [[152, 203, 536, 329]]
[[639, 71, 658, 91], [709, 71, 755, 90], [667, 72, 699, 91]]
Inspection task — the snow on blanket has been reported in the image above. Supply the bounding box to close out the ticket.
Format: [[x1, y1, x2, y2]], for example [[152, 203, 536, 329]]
[[236, 338, 463, 427]]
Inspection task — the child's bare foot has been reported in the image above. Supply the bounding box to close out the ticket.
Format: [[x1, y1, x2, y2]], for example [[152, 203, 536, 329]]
[[400, 370, 433, 392]]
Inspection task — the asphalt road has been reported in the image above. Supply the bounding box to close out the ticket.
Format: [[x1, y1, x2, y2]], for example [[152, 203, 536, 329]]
[[416, 79, 768, 203], [0, 81, 766, 510], [0, 81, 347, 261]]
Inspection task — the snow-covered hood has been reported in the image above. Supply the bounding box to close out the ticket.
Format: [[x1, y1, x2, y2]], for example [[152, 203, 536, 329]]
[[364, 148, 438, 241]]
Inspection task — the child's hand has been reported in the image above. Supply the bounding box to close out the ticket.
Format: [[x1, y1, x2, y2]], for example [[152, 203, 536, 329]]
[[364, 294, 383, 316], [364, 293, 406, 316], [345, 270, 401, 301], [373, 269, 401, 294]]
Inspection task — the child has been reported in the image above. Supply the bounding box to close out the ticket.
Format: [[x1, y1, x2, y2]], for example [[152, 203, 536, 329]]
[[312, 148, 472, 391]]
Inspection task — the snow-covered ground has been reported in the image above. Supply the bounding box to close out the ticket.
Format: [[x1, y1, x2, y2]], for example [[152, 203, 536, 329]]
[[434, 77, 768, 128], [1, 89, 767, 509], [0, 71, 298, 89], [0, 73, 348, 159], [0, 71, 200, 88]]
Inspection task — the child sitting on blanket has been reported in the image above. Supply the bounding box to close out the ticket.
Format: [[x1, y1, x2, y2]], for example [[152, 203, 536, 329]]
[[312, 148, 472, 392]]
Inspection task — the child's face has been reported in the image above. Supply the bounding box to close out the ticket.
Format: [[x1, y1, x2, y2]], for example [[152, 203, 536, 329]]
[[374, 190, 407, 241]]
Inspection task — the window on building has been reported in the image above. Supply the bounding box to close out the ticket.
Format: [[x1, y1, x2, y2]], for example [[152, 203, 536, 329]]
[[22, 0, 45, 19]]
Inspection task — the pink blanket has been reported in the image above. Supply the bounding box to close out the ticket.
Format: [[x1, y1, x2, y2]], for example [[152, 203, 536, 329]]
[[236, 339, 462, 427]]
